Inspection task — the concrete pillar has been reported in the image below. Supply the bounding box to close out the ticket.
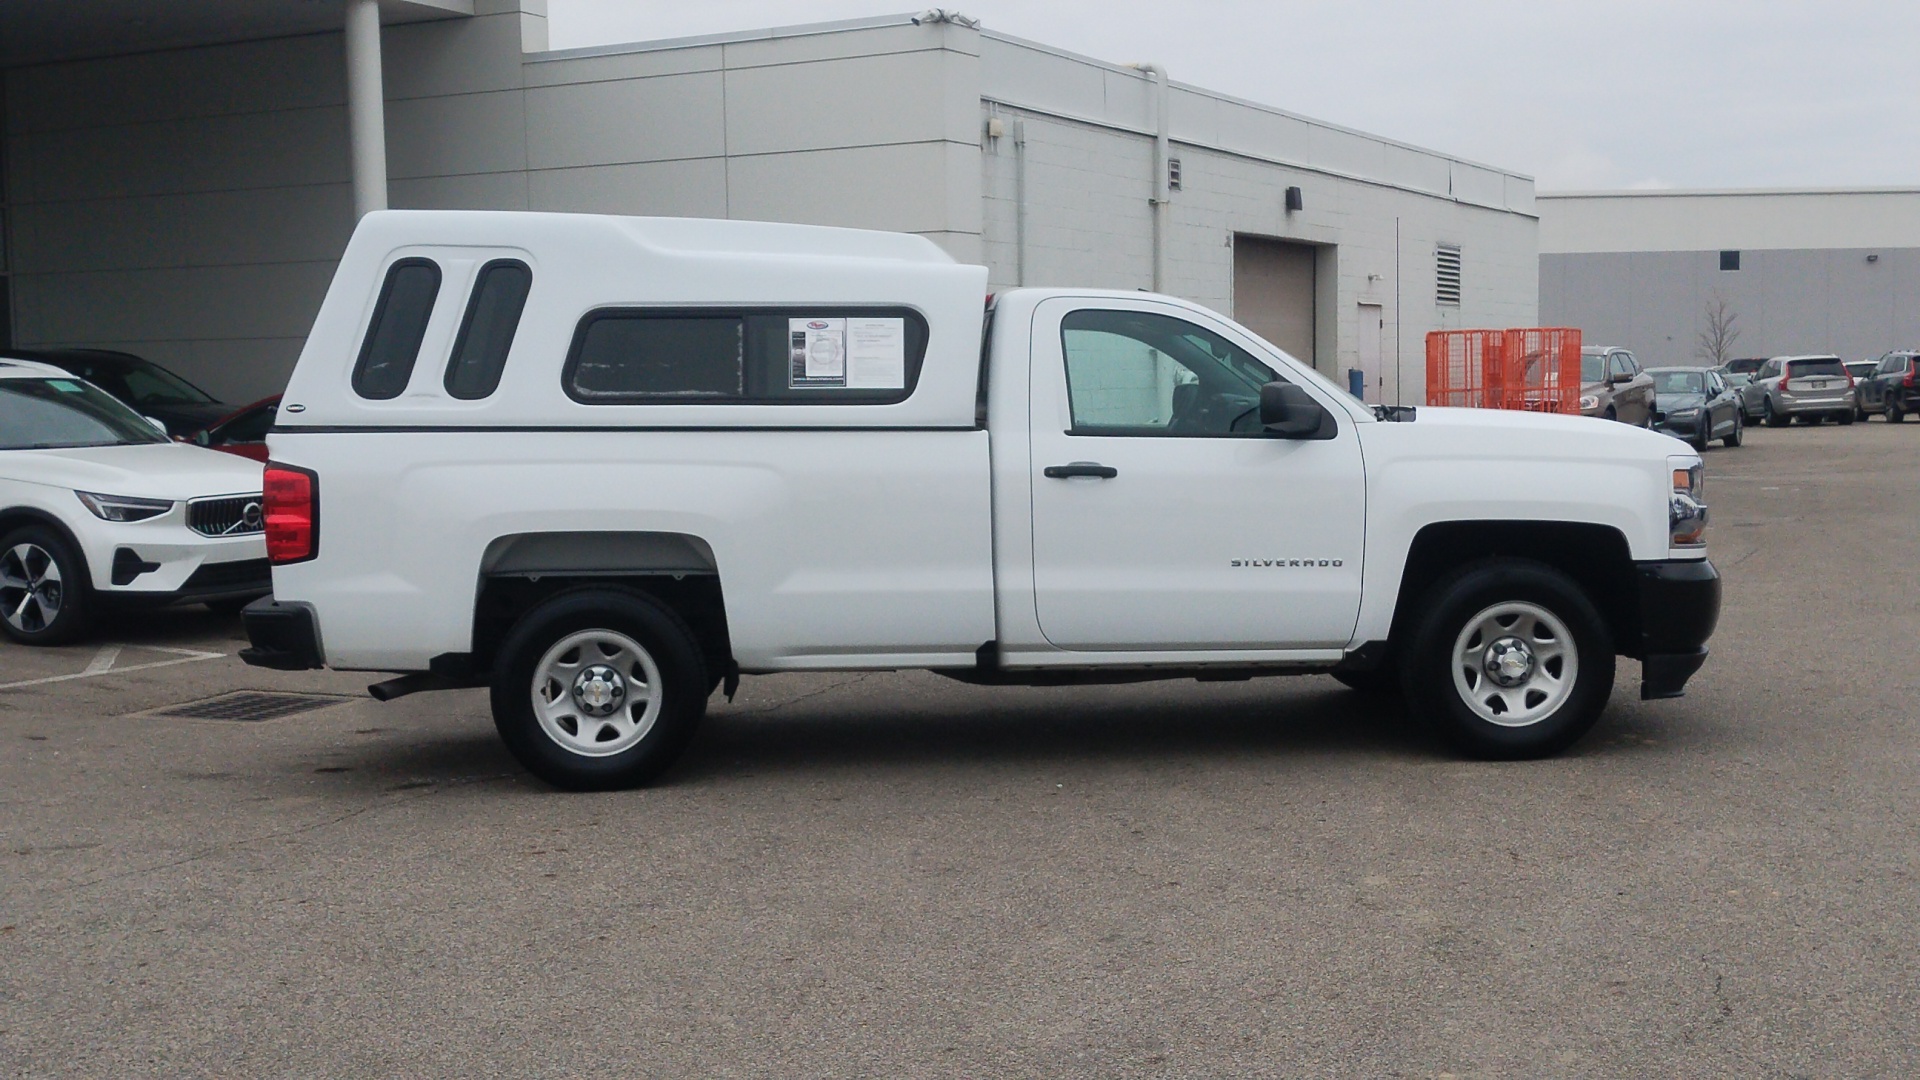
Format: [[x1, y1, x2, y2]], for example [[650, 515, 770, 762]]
[[344, 0, 388, 218]]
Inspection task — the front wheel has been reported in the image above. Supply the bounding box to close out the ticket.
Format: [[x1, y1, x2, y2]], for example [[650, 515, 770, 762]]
[[1837, 410, 1855, 426], [1723, 412, 1742, 447], [1400, 560, 1615, 759], [1889, 400, 1906, 423], [0, 526, 92, 646], [490, 589, 709, 790]]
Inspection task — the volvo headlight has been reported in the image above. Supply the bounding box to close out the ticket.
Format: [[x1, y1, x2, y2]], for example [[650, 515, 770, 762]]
[[75, 491, 173, 522], [1579, 394, 1600, 411], [1668, 462, 1706, 547], [1670, 407, 1701, 419]]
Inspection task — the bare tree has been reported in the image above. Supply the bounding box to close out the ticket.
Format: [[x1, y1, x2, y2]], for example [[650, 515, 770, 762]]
[[1697, 292, 1740, 367]]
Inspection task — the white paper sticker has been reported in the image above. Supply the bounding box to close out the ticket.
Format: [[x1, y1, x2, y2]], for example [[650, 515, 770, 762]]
[[846, 318, 907, 390], [788, 318, 847, 388]]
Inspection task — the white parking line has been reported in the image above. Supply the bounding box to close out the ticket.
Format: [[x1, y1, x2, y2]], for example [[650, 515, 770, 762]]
[[0, 646, 225, 691]]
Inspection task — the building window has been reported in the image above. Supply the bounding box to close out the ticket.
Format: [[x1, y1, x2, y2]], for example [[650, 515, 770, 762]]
[[1720, 250, 1741, 271], [1435, 245, 1462, 306]]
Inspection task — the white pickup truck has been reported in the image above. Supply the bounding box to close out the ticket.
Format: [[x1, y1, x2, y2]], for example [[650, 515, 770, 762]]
[[242, 211, 1720, 789]]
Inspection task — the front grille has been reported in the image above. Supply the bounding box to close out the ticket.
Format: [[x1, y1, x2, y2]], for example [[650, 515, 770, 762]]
[[188, 494, 265, 537], [182, 558, 271, 591]]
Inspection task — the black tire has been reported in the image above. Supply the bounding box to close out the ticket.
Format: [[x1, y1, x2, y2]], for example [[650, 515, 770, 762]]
[[1399, 559, 1615, 760], [0, 524, 92, 646], [1690, 430, 1709, 452], [1889, 400, 1905, 423], [1603, 406, 1617, 423], [1763, 399, 1788, 427], [1837, 410, 1854, 426], [1722, 413, 1742, 448], [490, 588, 709, 790], [1331, 666, 1400, 698]]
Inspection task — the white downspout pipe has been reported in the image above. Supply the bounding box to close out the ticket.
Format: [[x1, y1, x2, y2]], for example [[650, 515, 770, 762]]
[[1130, 63, 1170, 294], [344, 0, 388, 218]]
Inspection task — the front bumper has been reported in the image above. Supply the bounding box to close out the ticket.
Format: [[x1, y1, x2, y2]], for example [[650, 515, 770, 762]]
[[1655, 412, 1708, 439], [239, 597, 325, 670], [1635, 558, 1721, 699], [101, 555, 271, 608]]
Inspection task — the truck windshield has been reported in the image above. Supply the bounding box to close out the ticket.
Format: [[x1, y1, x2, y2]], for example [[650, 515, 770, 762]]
[[0, 378, 171, 450]]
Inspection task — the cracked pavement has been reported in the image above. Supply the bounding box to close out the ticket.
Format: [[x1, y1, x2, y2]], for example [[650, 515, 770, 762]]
[[1, 420, 1917, 1077]]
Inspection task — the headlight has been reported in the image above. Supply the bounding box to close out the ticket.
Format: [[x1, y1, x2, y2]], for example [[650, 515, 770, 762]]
[[1579, 394, 1599, 410], [1669, 461, 1706, 547], [1670, 407, 1701, 419], [75, 491, 173, 522]]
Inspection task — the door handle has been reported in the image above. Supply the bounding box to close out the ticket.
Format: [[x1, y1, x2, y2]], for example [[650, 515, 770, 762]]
[[1044, 462, 1118, 479]]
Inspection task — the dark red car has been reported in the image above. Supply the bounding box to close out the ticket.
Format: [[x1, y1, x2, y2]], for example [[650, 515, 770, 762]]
[[189, 395, 280, 462]]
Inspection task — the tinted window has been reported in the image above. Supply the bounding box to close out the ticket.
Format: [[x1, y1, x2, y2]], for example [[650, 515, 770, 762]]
[[562, 308, 929, 405], [1580, 354, 1606, 383], [216, 402, 276, 443], [1787, 359, 1845, 378], [444, 260, 532, 400], [0, 378, 170, 450], [352, 259, 442, 400], [571, 317, 745, 399], [1060, 309, 1282, 436]]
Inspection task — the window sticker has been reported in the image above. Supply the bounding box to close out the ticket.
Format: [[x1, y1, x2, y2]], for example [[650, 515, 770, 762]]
[[846, 317, 907, 390], [47, 380, 85, 393], [789, 318, 847, 388]]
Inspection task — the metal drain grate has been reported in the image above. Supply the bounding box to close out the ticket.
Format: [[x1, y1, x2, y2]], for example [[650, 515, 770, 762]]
[[153, 691, 352, 722]]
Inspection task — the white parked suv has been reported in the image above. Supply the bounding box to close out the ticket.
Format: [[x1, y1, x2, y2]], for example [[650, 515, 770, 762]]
[[243, 211, 1722, 788], [0, 358, 270, 644]]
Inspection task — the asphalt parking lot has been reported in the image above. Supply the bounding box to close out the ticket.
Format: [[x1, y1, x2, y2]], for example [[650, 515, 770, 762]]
[[2, 419, 1917, 1077]]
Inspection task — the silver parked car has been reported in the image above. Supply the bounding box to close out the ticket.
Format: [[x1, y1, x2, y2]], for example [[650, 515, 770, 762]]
[[1749, 355, 1856, 427]]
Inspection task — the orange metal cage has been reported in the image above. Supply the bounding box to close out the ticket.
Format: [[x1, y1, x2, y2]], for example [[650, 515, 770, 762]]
[[1426, 328, 1583, 413]]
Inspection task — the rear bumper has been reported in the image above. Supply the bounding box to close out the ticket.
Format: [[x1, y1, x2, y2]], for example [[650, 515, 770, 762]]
[[1635, 558, 1721, 699], [1777, 392, 1853, 413], [239, 597, 325, 671]]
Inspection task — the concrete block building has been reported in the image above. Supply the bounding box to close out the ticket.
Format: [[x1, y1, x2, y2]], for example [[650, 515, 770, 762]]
[[2, 3, 1539, 407], [1540, 188, 1920, 366]]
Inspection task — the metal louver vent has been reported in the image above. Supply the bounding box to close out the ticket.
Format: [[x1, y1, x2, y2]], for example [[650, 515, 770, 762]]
[[1436, 245, 1462, 306]]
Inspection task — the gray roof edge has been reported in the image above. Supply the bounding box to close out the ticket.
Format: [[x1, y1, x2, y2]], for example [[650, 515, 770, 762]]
[[1541, 186, 1920, 199], [525, 11, 932, 62], [977, 29, 1533, 185]]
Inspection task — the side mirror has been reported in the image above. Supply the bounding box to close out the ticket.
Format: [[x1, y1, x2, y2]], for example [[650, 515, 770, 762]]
[[1259, 382, 1334, 439], [1609, 372, 1633, 385], [191, 430, 212, 446], [145, 415, 169, 435]]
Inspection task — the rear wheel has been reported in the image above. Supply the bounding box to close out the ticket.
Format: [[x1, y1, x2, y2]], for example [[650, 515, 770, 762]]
[[1400, 560, 1614, 759], [1763, 398, 1788, 427], [490, 589, 709, 790], [0, 526, 92, 646]]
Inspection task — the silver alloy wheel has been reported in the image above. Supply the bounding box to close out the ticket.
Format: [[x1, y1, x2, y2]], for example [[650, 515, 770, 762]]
[[0, 542, 63, 635], [530, 628, 663, 757], [1449, 600, 1578, 728]]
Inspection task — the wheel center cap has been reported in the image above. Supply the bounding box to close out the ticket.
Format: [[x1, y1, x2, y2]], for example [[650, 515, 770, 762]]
[[1483, 637, 1535, 687], [571, 665, 626, 716]]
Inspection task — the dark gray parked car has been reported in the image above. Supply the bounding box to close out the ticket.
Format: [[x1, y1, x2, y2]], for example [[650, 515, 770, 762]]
[[1857, 351, 1920, 422], [1648, 367, 1742, 450]]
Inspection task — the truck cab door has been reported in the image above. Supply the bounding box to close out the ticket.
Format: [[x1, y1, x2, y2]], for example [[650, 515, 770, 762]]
[[1024, 297, 1366, 652]]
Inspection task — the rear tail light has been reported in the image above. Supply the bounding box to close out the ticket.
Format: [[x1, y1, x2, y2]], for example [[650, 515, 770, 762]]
[[263, 462, 318, 564], [1905, 369, 1915, 389], [1777, 374, 1791, 391]]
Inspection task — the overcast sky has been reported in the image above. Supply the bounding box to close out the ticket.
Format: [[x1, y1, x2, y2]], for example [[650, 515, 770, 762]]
[[545, 1, 1918, 191]]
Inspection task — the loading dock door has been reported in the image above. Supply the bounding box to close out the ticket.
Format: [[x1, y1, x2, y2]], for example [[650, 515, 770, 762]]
[[1233, 236, 1316, 368]]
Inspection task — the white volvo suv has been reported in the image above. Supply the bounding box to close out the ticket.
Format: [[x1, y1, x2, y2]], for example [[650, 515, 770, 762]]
[[0, 358, 270, 644]]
